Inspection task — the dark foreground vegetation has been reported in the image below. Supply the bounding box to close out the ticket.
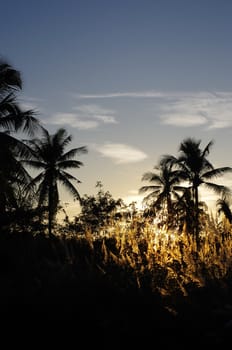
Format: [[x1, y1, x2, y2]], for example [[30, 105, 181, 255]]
[[1, 221, 232, 346]]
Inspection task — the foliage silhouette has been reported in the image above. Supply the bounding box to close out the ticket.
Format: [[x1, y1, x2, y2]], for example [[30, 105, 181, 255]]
[[139, 155, 186, 226], [176, 138, 232, 247], [217, 197, 232, 224], [22, 127, 87, 236], [140, 138, 232, 248], [0, 59, 40, 222], [74, 181, 124, 233]]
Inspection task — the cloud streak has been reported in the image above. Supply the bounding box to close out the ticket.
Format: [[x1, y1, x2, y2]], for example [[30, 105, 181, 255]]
[[44, 113, 99, 129], [75, 91, 165, 99], [75, 90, 222, 100], [161, 114, 208, 127], [96, 143, 148, 164], [37, 90, 232, 131], [44, 104, 118, 129], [76, 90, 232, 130], [159, 92, 232, 129]]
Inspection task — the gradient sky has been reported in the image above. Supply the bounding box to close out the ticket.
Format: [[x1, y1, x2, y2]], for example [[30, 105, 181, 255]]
[[2, 0, 232, 217]]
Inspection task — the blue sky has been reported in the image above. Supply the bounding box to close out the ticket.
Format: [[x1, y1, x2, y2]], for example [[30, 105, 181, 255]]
[[2, 0, 232, 217]]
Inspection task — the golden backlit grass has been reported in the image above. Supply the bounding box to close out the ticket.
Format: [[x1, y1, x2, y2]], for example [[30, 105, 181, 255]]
[[1, 214, 232, 337], [56, 215, 232, 302]]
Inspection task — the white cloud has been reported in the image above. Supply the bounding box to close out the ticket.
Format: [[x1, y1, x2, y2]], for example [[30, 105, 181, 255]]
[[75, 90, 220, 100], [208, 120, 232, 129], [161, 114, 208, 127], [43, 103, 118, 129], [74, 104, 115, 115], [96, 143, 148, 164], [45, 113, 98, 129], [75, 89, 232, 130], [158, 91, 232, 129], [94, 115, 116, 123], [74, 104, 117, 124], [75, 91, 165, 99]]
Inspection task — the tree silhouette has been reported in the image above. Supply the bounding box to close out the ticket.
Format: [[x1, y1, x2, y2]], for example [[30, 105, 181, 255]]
[[0, 133, 32, 213], [0, 59, 39, 135], [139, 155, 185, 225], [0, 59, 39, 219], [176, 137, 232, 247], [216, 197, 232, 224], [77, 181, 124, 232], [22, 127, 87, 236]]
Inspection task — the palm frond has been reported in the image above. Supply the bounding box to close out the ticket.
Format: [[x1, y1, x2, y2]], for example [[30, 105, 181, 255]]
[[216, 198, 232, 223], [202, 167, 232, 180], [204, 182, 232, 196], [58, 146, 88, 162], [141, 172, 163, 183], [202, 140, 214, 157], [58, 172, 81, 201], [57, 159, 84, 169], [139, 185, 161, 194], [60, 170, 81, 183], [21, 159, 46, 170], [0, 60, 22, 91]]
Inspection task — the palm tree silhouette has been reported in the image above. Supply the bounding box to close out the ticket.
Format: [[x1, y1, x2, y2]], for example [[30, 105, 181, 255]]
[[0, 59, 39, 134], [139, 156, 185, 225], [22, 127, 87, 236], [0, 59, 39, 218], [0, 132, 32, 214], [176, 137, 232, 247]]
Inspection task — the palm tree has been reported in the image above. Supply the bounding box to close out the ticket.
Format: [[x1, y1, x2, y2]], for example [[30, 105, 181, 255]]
[[216, 197, 232, 225], [173, 188, 208, 234], [0, 133, 32, 212], [0, 59, 39, 218], [0, 58, 39, 134], [139, 156, 185, 226], [22, 127, 88, 236], [177, 137, 232, 246]]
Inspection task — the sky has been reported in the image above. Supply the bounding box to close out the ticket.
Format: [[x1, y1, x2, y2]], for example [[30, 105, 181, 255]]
[[2, 0, 232, 218]]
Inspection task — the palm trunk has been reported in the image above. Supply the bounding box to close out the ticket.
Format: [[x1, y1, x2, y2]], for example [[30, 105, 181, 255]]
[[48, 186, 53, 237], [167, 193, 172, 226], [194, 186, 200, 250]]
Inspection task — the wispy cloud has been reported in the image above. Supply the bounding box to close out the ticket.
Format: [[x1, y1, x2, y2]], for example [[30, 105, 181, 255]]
[[75, 90, 218, 100], [73, 104, 117, 124], [75, 91, 165, 99], [44, 104, 118, 129], [76, 90, 232, 130], [161, 114, 208, 127], [19, 96, 44, 112], [96, 143, 148, 164], [44, 113, 98, 129], [159, 92, 232, 129]]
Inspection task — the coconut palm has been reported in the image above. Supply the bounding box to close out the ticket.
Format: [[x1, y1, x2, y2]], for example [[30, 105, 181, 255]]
[[139, 156, 185, 226], [176, 137, 232, 246], [0, 132, 32, 212], [0, 58, 39, 134], [22, 127, 88, 236], [0, 59, 39, 218]]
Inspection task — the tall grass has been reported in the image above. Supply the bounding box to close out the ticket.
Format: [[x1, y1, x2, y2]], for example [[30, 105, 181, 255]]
[[1, 214, 232, 338], [54, 214, 232, 301]]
